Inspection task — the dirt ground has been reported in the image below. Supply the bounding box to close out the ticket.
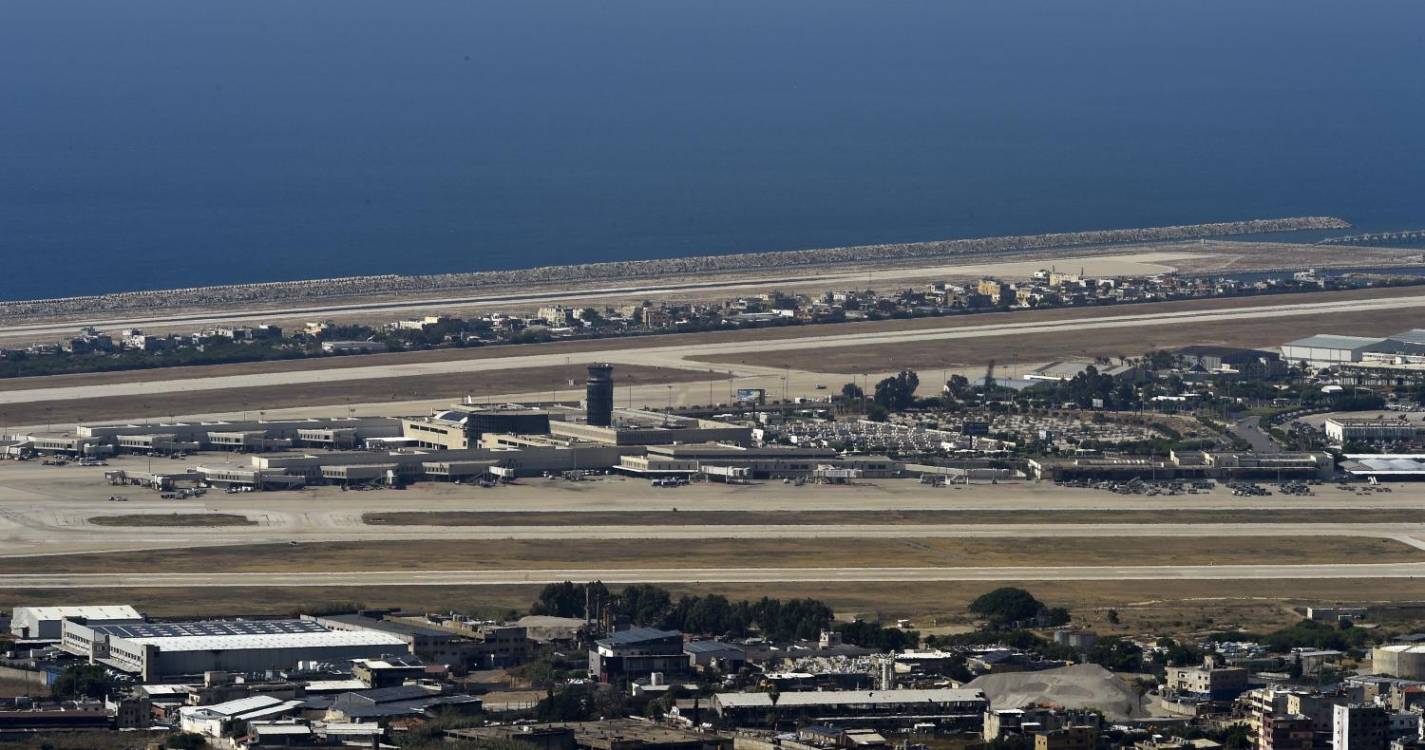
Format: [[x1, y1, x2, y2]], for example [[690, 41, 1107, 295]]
[[362, 508, 1425, 526], [0, 535, 1414, 574], [0, 363, 703, 426], [88, 513, 256, 527]]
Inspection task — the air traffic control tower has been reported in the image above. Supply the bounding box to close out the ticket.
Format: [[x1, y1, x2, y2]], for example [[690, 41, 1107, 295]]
[[586, 364, 614, 427]]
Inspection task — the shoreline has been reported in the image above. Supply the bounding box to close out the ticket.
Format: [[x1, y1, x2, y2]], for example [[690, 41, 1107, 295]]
[[0, 216, 1346, 321]]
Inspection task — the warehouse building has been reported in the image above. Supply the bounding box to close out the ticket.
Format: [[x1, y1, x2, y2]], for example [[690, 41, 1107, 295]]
[[61, 618, 409, 680], [10, 605, 142, 641], [1281, 335, 1391, 369], [712, 688, 988, 729], [1282, 330, 1425, 370], [1341, 455, 1425, 481]]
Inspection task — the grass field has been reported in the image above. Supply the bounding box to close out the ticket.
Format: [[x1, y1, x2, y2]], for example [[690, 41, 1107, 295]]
[[88, 513, 256, 527], [0, 536, 1414, 574], [362, 508, 1425, 526]]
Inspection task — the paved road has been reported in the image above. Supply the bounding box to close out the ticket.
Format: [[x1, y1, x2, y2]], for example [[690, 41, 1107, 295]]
[[2, 562, 1423, 588], [3, 292, 1421, 406], [1233, 415, 1281, 453]]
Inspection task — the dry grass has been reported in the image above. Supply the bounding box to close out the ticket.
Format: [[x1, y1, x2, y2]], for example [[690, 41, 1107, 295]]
[[0, 363, 703, 425], [363, 508, 1425, 527], [1, 578, 1424, 638], [0, 536, 1414, 574], [692, 294, 1425, 373], [88, 513, 256, 527]]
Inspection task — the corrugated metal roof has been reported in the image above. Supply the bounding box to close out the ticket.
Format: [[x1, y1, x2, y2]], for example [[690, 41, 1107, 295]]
[[1282, 334, 1386, 350], [17, 605, 141, 621], [122, 630, 406, 652]]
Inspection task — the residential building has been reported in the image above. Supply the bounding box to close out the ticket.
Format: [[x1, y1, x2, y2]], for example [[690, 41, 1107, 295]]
[[1334, 705, 1389, 750]]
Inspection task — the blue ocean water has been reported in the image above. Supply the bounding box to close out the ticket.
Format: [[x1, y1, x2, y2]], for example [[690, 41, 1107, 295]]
[[2, 0, 1423, 300]]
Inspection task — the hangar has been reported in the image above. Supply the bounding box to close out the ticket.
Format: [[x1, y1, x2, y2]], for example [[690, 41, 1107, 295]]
[[61, 618, 409, 681]]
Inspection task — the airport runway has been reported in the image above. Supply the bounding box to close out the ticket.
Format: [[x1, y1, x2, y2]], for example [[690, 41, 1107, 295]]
[[1, 562, 1422, 588], [0, 252, 1191, 342], [3, 291, 1422, 406]]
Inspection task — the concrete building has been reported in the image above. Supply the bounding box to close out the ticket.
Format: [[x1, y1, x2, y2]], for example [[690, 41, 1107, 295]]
[[61, 618, 408, 681], [401, 407, 553, 450], [1166, 663, 1250, 700], [178, 695, 304, 739], [310, 613, 496, 666], [10, 605, 142, 641], [1034, 726, 1098, 750], [1259, 713, 1315, 750], [590, 627, 687, 684], [1375, 645, 1425, 680], [77, 417, 401, 453], [685, 640, 747, 672], [1325, 418, 1421, 445], [1052, 630, 1099, 651], [1334, 704, 1389, 750]]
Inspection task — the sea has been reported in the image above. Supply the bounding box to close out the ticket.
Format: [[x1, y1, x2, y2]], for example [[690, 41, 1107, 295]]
[[3, 0, 1424, 301]]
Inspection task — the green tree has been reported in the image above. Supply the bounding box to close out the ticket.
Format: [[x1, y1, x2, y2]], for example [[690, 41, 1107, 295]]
[[944, 374, 972, 400], [874, 370, 920, 411], [969, 587, 1047, 624], [51, 664, 114, 700], [841, 382, 864, 400]]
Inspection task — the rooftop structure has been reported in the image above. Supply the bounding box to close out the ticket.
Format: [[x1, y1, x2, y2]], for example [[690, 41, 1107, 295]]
[[10, 604, 143, 641], [61, 617, 408, 680]]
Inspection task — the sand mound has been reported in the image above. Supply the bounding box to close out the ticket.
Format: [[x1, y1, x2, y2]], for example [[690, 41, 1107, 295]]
[[967, 664, 1145, 721]]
